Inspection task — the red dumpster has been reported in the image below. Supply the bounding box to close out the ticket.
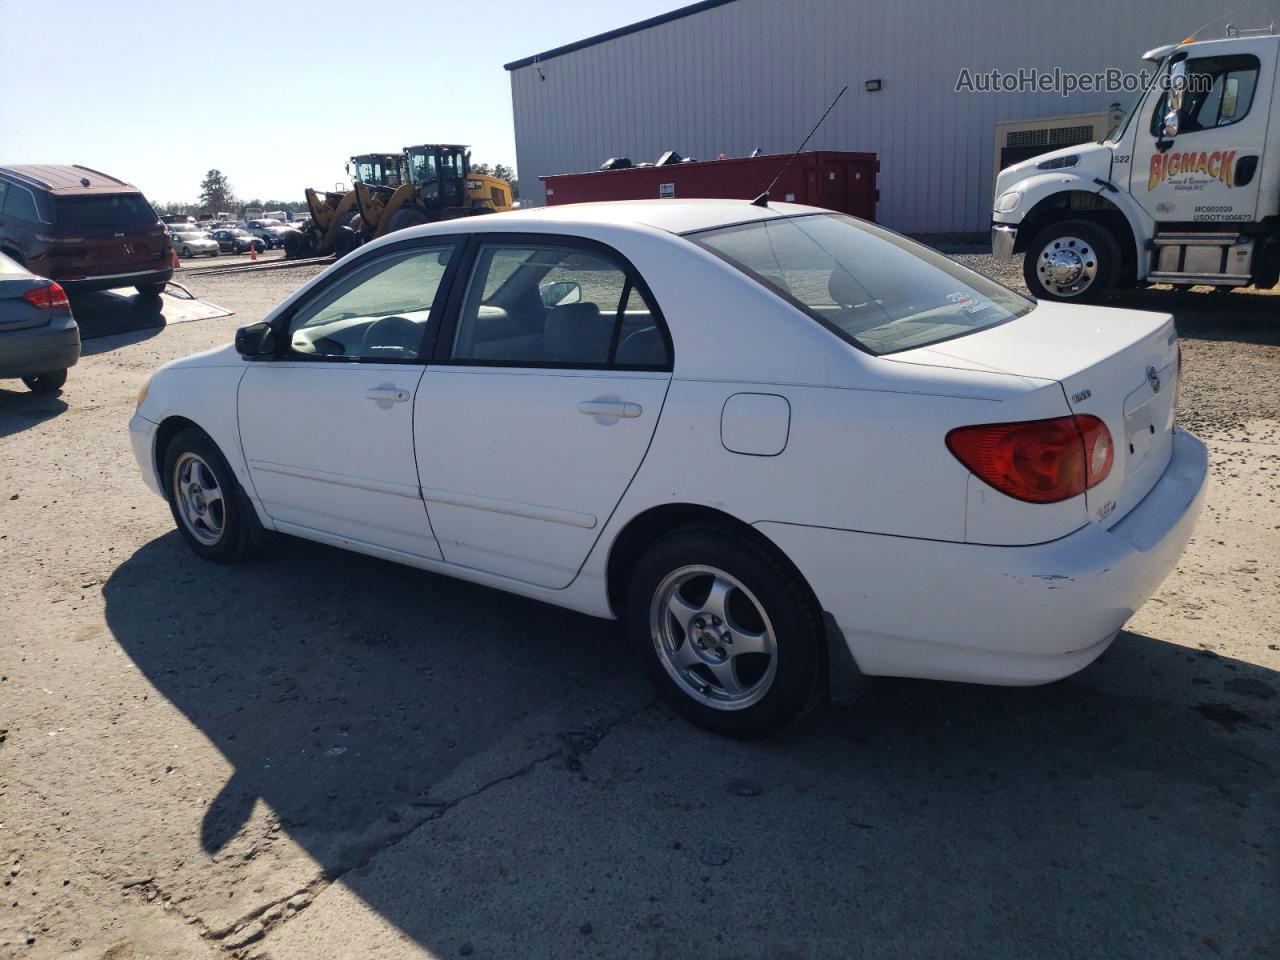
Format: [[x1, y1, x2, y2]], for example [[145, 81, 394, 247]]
[[541, 151, 878, 220]]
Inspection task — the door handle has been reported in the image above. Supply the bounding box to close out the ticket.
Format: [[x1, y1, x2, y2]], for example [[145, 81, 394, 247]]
[[578, 400, 642, 419], [366, 386, 411, 403]]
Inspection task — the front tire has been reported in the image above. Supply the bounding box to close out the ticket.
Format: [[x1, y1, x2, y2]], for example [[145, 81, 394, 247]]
[[1023, 219, 1121, 303], [181, 246, 192, 259], [163, 428, 260, 563], [626, 526, 825, 739], [22, 369, 67, 392]]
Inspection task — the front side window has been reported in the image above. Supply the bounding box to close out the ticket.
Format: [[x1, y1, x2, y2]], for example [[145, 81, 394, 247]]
[[287, 244, 454, 361], [691, 214, 1032, 355], [450, 243, 668, 368], [1149, 54, 1260, 135]]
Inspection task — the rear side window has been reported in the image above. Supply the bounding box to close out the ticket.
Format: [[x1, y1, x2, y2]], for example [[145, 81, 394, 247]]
[[55, 193, 157, 230], [690, 213, 1033, 355], [4, 183, 42, 222], [450, 243, 669, 369]]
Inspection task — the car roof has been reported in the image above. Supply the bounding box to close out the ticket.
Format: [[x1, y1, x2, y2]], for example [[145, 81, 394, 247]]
[[0, 164, 138, 195], [434, 199, 817, 237]]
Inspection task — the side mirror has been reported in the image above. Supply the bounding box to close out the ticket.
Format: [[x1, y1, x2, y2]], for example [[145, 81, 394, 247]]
[[235, 321, 277, 359], [539, 280, 582, 308], [1161, 59, 1188, 142]]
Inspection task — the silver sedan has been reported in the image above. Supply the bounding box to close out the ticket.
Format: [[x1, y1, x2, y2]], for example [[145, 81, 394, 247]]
[[170, 230, 220, 259]]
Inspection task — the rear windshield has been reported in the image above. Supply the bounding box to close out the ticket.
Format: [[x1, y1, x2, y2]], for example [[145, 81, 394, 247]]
[[689, 213, 1033, 355], [55, 194, 157, 230]]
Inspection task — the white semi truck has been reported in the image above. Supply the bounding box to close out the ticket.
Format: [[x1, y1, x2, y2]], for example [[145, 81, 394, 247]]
[[992, 25, 1280, 301]]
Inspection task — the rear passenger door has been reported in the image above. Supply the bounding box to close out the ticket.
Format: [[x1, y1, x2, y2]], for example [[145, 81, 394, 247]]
[[414, 234, 672, 588]]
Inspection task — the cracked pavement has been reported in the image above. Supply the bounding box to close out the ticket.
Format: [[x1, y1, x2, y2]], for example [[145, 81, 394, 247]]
[[2, 263, 1278, 959]]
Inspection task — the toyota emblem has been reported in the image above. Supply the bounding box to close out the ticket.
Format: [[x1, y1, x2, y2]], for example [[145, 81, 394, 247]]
[[1147, 365, 1161, 393]]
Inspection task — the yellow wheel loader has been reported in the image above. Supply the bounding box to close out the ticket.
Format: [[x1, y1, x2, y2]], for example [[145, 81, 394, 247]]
[[351, 144, 513, 243], [284, 153, 409, 259]]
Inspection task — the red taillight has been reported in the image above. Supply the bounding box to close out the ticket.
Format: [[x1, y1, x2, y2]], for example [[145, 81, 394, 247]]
[[946, 415, 1113, 504], [21, 282, 70, 310]]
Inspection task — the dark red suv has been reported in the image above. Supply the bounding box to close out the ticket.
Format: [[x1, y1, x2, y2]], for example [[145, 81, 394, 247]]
[[0, 164, 172, 296]]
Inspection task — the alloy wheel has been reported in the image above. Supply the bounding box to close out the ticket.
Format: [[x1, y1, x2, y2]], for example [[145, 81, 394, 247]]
[[172, 452, 225, 546], [649, 565, 778, 711]]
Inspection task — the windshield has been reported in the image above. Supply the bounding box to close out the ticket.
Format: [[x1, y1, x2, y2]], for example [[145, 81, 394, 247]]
[[691, 214, 1033, 355], [56, 194, 156, 230], [1107, 56, 1165, 141]]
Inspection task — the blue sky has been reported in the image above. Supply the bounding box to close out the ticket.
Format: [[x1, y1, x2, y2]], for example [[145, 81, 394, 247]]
[[0, 0, 689, 204]]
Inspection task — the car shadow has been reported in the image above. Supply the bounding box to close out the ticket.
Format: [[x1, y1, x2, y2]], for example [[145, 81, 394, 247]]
[[69, 288, 168, 344], [102, 532, 1280, 956], [1101, 286, 1280, 346], [0, 383, 68, 437]]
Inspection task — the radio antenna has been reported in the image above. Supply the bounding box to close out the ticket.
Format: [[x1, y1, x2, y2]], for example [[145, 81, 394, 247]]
[[752, 84, 848, 207]]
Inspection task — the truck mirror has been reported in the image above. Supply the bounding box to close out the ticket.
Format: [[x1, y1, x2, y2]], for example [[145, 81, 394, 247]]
[[1168, 60, 1187, 114], [1161, 109, 1181, 139]]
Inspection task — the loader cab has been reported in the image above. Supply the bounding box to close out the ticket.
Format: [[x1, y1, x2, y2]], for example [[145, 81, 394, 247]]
[[348, 153, 408, 189], [405, 143, 469, 209]]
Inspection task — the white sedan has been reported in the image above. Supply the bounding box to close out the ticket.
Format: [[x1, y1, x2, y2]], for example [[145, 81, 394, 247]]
[[129, 200, 1207, 738]]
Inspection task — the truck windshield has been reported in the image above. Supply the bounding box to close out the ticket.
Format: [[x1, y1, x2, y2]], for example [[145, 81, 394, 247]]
[[1106, 56, 1165, 141], [56, 194, 157, 230], [689, 214, 1033, 355]]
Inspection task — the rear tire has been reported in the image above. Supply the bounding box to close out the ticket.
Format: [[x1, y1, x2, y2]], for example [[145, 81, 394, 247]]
[[626, 526, 825, 739], [1023, 219, 1121, 303], [22, 369, 67, 392], [181, 246, 192, 259], [163, 428, 261, 564], [135, 281, 166, 297]]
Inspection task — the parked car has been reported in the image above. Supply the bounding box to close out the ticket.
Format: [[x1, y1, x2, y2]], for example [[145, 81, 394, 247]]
[[169, 228, 219, 259], [245, 219, 295, 249], [211, 229, 265, 254], [0, 164, 172, 296], [161, 214, 195, 226], [129, 200, 1207, 738], [0, 251, 79, 392]]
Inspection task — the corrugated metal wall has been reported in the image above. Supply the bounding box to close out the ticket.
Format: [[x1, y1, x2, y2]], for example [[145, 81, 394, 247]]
[[509, 0, 1275, 233]]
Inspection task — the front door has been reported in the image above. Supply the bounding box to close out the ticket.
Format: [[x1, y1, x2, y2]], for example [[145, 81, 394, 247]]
[[239, 239, 460, 560], [414, 237, 673, 588], [1131, 45, 1276, 224]]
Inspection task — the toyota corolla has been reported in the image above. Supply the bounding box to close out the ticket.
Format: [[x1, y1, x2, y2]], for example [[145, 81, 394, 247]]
[[129, 200, 1207, 738]]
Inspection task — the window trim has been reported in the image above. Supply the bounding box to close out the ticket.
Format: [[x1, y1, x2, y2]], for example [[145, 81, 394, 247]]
[[432, 231, 673, 372], [270, 235, 467, 365], [1148, 53, 1262, 138]]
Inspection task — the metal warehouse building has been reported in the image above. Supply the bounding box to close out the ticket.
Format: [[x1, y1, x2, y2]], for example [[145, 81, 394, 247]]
[[506, 0, 1273, 233]]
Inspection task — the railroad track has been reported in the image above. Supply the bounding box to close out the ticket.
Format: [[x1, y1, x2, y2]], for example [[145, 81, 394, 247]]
[[175, 255, 334, 279]]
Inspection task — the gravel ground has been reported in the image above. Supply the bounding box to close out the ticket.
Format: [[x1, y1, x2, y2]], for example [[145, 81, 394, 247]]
[[1, 254, 1277, 960]]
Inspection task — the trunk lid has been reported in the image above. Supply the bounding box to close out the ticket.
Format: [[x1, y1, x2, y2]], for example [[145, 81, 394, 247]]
[[893, 301, 1179, 529]]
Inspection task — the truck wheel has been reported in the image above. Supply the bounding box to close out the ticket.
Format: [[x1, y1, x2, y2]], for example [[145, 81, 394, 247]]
[[386, 208, 431, 233], [1023, 220, 1120, 303], [333, 227, 359, 257]]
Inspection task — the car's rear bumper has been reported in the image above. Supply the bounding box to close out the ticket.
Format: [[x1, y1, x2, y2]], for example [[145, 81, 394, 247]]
[[59, 267, 173, 293], [0, 316, 81, 378], [757, 428, 1208, 686], [129, 412, 164, 497]]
